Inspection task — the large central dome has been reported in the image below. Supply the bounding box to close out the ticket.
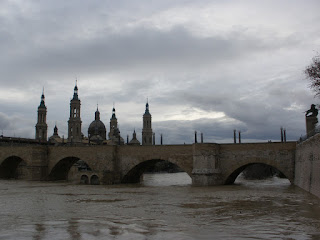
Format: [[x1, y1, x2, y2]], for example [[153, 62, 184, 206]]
[[88, 108, 106, 141]]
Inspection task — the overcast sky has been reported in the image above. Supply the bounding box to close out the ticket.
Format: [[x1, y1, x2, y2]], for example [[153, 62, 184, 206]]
[[0, 0, 319, 144]]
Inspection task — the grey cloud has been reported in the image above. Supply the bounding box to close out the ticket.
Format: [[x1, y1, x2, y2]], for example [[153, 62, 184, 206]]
[[0, 112, 11, 130], [150, 75, 311, 142], [1, 23, 303, 89], [0, 111, 34, 138], [0, 0, 318, 144]]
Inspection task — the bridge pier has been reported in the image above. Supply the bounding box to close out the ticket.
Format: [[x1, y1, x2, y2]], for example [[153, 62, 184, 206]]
[[102, 171, 122, 184], [3, 146, 49, 180], [191, 143, 223, 186], [29, 146, 48, 180]]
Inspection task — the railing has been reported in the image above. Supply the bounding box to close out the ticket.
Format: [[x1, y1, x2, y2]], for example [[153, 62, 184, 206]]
[[0, 136, 49, 145], [298, 125, 320, 143]]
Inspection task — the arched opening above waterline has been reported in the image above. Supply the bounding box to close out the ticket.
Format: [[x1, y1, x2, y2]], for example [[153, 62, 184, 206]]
[[90, 175, 100, 185], [49, 157, 92, 181], [0, 156, 28, 179], [121, 159, 191, 186], [225, 163, 289, 185], [80, 175, 89, 184]]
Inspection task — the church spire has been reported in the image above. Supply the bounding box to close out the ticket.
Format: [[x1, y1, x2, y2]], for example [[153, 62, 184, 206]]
[[39, 87, 46, 108], [68, 82, 82, 142], [95, 105, 100, 121], [73, 80, 78, 100], [111, 105, 116, 119], [42, 87, 45, 99], [133, 129, 137, 139], [54, 124, 58, 136], [128, 128, 140, 145], [35, 90, 48, 141], [142, 100, 152, 145], [145, 98, 150, 114], [109, 105, 118, 139]]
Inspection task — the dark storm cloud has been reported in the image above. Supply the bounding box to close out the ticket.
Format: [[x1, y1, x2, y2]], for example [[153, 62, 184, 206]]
[[0, 0, 319, 143], [0, 22, 302, 88], [162, 83, 310, 141]]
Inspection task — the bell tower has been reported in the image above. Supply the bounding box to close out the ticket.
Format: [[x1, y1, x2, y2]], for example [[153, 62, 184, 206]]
[[108, 107, 118, 139], [68, 82, 82, 142], [142, 101, 153, 145], [35, 89, 48, 141]]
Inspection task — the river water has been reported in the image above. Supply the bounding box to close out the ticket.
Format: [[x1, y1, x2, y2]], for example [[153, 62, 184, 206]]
[[0, 173, 320, 240]]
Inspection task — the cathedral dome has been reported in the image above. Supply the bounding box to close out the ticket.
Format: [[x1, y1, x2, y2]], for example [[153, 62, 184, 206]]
[[88, 108, 106, 141], [88, 120, 106, 137]]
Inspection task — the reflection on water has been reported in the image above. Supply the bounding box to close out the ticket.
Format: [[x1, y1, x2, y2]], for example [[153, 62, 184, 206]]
[[0, 173, 319, 240], [142, 172, 192, 186]]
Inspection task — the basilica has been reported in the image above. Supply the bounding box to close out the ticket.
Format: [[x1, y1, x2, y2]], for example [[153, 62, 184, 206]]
[[35, 83, 153, 145]]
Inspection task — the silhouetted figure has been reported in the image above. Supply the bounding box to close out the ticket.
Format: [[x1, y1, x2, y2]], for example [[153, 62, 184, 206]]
[[305, 104, 318, 117], [305, 104, 318, 137]]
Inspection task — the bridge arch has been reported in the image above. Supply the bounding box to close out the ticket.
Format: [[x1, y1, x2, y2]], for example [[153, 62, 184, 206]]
[[80, 175, 89, 184], [121, 159, 191, 184], [48, 157, 92, 181], [90, 175, 100, 185], [224, 162, 289, 185], [0, 156, 28, 179]]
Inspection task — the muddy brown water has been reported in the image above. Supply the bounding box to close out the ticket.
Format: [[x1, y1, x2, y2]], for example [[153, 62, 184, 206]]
[[0, 173, 319, 240]]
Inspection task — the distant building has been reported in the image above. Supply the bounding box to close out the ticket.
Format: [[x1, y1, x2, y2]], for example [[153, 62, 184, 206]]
[[49, 125, 62, 144], [129, 130, 140, 145], [88, 107, 106, 144], [35, 90, 47, 142], [108, 107, 118, 139], [142, 101, 153, 145], [68, 83, 82, 143], [36, 84, 152, 145], [106, 107, 124, 145]]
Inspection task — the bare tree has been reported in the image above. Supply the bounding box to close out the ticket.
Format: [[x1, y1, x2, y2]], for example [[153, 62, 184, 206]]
[[305, 54, 320, 97]]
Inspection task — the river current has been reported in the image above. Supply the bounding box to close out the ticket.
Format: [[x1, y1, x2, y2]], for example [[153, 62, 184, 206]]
[[0, 173, 319, 240]]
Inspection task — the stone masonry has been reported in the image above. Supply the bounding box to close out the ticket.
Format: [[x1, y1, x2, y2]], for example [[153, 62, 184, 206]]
[[295, 133, 320, 198], [0, 141, 296, 186]]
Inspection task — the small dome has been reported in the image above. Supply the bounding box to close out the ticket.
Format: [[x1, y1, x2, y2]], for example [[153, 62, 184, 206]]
[[88, 120, 106, 141], [128, 130, 140, 145], [129, 138, 140, 145]]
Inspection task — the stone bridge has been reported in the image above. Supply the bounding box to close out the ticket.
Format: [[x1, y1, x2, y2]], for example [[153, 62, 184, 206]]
[[0, 141, 296, 185]]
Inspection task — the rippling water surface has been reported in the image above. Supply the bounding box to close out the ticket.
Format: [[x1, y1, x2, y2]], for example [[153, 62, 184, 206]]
[[0, 173, 320, 240]]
